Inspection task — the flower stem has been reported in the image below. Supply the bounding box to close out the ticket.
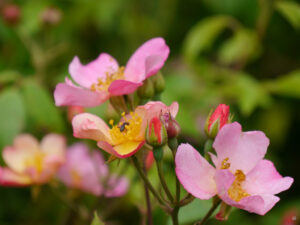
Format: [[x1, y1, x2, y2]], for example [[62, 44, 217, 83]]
[[179, 193, 195, 206], [156, 161, 174, 203], [194, 199, 221, 225], [171, 206, 179, 225], [143, 162, 153, 225], [131, 156, 168, 208]]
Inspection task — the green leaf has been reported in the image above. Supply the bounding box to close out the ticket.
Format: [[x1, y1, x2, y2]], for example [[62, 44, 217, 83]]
[[183, 15, 234, 62], [276, 1, 300, 29], [0, 70, 21, 84], [22, 81, 65, 132], [218, 28, 261, 65], [0, 88, 25, 150], [264, 70, 300, 98], [91, 212, 105, 225]]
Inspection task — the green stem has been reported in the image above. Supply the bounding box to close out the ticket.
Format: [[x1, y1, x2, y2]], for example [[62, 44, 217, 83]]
[[194, 199, 221, 225], [131, 156, 168, 208], [179, 193, 195, 207], [156, 161, 174, 203], [171, 206, 179, 225]]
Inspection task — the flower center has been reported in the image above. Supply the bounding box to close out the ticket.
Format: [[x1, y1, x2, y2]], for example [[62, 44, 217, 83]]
[[109, 112, 143, 145], [227, 169, 250, 202], [25, 152, 45, 174], [221, 158, 250, 202], [90, 66, 125, 92], [71, 169, 82, 186]]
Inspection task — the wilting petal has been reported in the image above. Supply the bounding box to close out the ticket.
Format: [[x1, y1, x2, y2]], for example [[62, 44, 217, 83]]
[[108, 79, 142, 96], [175, 144, 217, 199], [213, 122, 269, 173], [0, 167, 31, 186], [244, 160, 294, 195], [54, 79, 109, 107], [104, 175, 129, 197], [72, 113, 112, 142], [97, 141, 144, 158], [124, 37, 170, 82], [69, 54, 119, 88]]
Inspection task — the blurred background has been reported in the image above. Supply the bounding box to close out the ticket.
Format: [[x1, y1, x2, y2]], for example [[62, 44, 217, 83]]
[[0, 0, 299, 224]]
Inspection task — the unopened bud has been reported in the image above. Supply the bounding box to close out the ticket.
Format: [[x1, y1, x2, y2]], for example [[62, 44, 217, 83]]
[[40, 7, 62, 26], [1, 4, 21, 26], [215, 202, 232, 221], [137, 79, 154, 99], [146, 117, 168, 147], [151, 72, 165, 94], [160, 112, 181, 138], [205, 104, 230, 139], [68, 106, 85, 122]]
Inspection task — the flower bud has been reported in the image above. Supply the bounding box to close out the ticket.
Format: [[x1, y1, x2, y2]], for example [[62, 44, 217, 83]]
[[160, 112, 181, 138], [67, 106, 85, 122], [205, 104, 230, 139], [137, 78, 154, 99], [40, 7, 62, 26], [151, 72, 165, 94], [146, 117, 168, 147], [215, 202, 232, 221], [1, 4, 21, 26]]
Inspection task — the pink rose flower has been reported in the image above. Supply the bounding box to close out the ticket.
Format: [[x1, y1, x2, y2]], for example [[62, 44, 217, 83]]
[[72, 101, 178, 158], [175, 122, 293, 215], [54, 37, 169, 107], [0, 134, 66, 186], [58, 143, 128, 197]]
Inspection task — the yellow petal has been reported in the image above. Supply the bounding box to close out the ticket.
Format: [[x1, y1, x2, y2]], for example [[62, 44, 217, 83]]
[[114, 141, 143, 156]]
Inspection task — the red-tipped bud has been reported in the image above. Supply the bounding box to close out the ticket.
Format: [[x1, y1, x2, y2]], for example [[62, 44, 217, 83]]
[[146, 117, 168, 147], [1, 4, 21, 26], [160, 112, 181, 138], [40, 7, 62, 26], [145, 151, 154, 170], [67, 106, 85, 122], [215, 202, 232, 221], [205, 104, 230, 138]]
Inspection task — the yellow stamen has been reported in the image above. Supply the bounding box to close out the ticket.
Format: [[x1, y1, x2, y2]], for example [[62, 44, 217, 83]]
[[228, 169, 250, 202], [109, 119, 114, 126], [90, 66, 125, 92], [121, 112, 125, 117], [221, 157, 230, 169], [109, 112, 143, 145], [25, 152, 46, 174]]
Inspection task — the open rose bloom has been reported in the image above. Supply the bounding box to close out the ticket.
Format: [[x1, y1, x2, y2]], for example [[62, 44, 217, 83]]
[[72, 101, 178, 158], [58, 143, 128, 197], [176, 122, 293, 215], [54, 37, 169, 107], [0, 134, 66, 186]]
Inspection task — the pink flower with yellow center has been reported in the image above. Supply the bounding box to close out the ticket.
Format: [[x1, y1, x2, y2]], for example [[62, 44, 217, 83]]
[[175, 122, 293, 215], [58, 143, 128, 197], [72, 101, 178, 158], [0, 134, 66, 186], [54, 37, 169, 107]]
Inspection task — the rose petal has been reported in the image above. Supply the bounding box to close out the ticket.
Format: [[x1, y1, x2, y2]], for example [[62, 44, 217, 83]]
[[104, 175, 129, 197], [108, 79, 142, 96], [213, 122, 269, 173], [244, 160, 294, 195], [0, 167, 31, 186], [69, 54, 119, 88], [175, 143, 217, 199], [54, 79, 109, 107], [97, 141, 144, 158], [124, 37, 170, 82], [41, 134, 66, 159], [72, 113, 112, 142]]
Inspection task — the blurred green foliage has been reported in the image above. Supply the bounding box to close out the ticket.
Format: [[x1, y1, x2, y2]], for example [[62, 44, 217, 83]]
[[0, 0, 300, 224]]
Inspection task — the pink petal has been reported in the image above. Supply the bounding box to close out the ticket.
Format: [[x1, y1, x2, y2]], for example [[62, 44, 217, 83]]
[[213, 122, 269, 173], [104, 175, 129, 197], [41, 134, 66, 162], [108, 79, 142, 96], [72, 113, 112, 142], [124, 37, 170, 82], [97, 141, 145, 158], [54, 79, 109, 107], [175, 143, 217, 200], [244, 160, 294, 195], [0, 167, 31, 186], [69, 54, 119, 88], [215, 170, 280, 215], [2, 134, 39, 173]]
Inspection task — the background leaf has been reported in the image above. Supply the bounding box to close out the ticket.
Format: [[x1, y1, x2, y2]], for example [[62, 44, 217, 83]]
[[276, 1, 300, 29], [91, 212, 105, 225]]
